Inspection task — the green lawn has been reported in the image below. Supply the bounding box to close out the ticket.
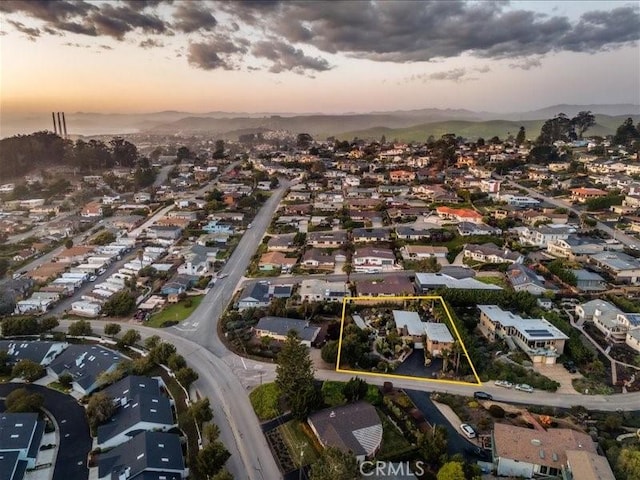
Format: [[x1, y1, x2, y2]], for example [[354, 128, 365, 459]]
[[47, 381, 72, 393], [377, 410, 416, 460], [321, 380, 346, 407], [249, 382, 281, 420], [147, 295, 204, 327], [278, 420, 320, 467]]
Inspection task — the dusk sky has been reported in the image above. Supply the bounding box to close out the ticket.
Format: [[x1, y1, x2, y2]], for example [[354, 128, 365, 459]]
[[1, 0, 639, 117]]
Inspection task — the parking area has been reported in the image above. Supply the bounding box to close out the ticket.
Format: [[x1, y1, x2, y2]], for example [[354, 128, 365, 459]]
[[395, 350, 445, 379], [533, 363, 582, 394]]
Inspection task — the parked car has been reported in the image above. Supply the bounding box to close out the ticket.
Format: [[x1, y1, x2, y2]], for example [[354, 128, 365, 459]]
[[515, 383, 534, 393], [474, 391, 493, 400], [460, 423, 476, 439], [563, 361, 577, 374], [494, 380, 513, 389]]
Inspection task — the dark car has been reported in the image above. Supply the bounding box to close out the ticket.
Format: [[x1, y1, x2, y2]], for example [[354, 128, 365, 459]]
[[563, 361, 577, 374], [474, 391, 493, 400]]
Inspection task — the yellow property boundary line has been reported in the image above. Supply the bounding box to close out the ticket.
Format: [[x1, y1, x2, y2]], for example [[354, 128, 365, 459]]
[[335, 295, 482, 386]]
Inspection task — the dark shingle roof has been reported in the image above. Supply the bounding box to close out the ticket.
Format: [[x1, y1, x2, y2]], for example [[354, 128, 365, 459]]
[[0, 413, 42, 453], [0, 451, 27, 480], [48, 345, 124, 391], [101, 376, 161, 404], [98, 431, 185, 479], [0, 341, 66, 366], [255, 317, 320, 342]]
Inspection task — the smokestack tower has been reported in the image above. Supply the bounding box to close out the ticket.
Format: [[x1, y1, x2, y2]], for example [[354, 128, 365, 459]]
[[57, 112, 62, 137], [52, 112, 58, 135], [62, 112, 68, 139]]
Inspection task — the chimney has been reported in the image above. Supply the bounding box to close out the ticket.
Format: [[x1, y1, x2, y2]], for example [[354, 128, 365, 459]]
[[57, 112, 62, 137], [62, 112, 68, 139], [52, 112, 57, 135]]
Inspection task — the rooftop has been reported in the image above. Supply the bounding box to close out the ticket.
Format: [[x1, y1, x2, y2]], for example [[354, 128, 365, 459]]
[[255, 317, 320, 342], [424, 322, 454, 343]]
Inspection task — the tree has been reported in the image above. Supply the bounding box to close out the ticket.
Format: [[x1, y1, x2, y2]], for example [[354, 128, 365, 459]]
[[196, 441, 230, 478], [321, 340, 339, 365], [617, 448, 640, 480], [12, 359, 45, 382], [189, 398, 213, 426], [64, 238, 74, 249], [176, 146, 192, 161], [342, 263, 353, 283], [40, 316, 59, 332], [613, 117, 640, 146], [276, 332, 316, 419], [102, 290, 137, 317], [419, 425, 449, 464], [149, 342, 177, 365], [86, 392, 116, 429], [538, 114, 576, 145], [119, 329, 141, 347], [110, 137, 138, 167], [213, 140, 225, 159], [104, 323, 121, 337], [167, 353, 187, 371], [515, 126, 526, 146], [5, 388, 44, 413], [437, 461, 465, 480], [310, 446, 359, 480], [571, 111, 595, 139], [1, 316, 40, 336], [0, 350, 10, 375], [144, 335, 161, 350], [297, 133, 313, 149], [68, 319, 93, 336], [59, 372, 73, 389], [211, 470, 234, 480], [175, 367, 199, 389], [342, 377, 368, 403]]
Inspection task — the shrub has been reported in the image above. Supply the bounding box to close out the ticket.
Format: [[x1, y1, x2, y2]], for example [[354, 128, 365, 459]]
[[488, 404, 505, 418]]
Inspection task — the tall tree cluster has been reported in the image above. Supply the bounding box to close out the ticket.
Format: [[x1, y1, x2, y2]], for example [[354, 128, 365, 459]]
[[0, 131, 141, 178], [537, 111, 595, 145]]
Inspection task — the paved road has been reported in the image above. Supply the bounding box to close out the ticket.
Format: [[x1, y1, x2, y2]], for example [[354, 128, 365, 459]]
[[0, 383, 92, 480]]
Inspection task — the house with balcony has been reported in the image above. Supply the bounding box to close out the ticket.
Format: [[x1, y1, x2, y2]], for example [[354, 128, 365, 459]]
[[589, 251, 640, 284], [353, 247, 397, 273], [478, 305, 568, 364], [547, 235, 606, 261], [518, 225, 574, 248], [571, 187, 607, 203], [299, 279, 349, 303]]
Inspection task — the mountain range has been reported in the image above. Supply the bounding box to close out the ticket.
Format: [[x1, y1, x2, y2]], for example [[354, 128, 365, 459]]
[[1, 104, 638, 140]]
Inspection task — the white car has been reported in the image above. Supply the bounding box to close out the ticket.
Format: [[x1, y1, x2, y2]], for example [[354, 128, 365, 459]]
[[218, 273, 228, 279], [460, 423, 476, 439], [494, 380, 513, 389], [515, 383, 534, 393]]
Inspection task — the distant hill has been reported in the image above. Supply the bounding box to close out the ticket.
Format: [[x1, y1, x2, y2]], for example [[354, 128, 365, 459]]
[[336, 114, 640, 143], [1, 104, 637, 139]]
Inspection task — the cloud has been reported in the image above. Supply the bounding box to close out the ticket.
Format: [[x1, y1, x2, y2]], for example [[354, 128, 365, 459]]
[[427, 68, 469, 81], [172, 3, 217, 33], [236, 1, 640, 62], [7, 20, 40, 39], [509, 57, 543, 70], [187, 40, 238, 70], [252, 39, 331, 74], [139, 38, 164, 49], [99, 44, 113, 50]]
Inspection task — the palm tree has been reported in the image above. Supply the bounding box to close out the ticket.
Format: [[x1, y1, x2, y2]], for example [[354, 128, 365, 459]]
[[342, 262, 353, 284]]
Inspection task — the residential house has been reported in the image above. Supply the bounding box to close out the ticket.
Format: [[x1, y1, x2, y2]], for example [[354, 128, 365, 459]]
[[572, 269, 607, 292], [389, 170, 416, 183], [133, 192, 151, 203], [237, 282, 293, 310], [492, 423, 597, 479], [463, 244, 523, 264], [301, 249, 344, 271], [307, 402, 383, 462], [507, 264, 550, 296], [307, 231, 347, 248], [81, 201, 103, 218], [499, 194, 540, 208], [356, 275, 414, 297], [299, 280, 349, 303], [267, 234, 297, 252], [147, 225, 183, 241], [258, 251, 297, 273], [518, 225, 574, 248], [202, 221, 234, 235], [478, 305, 568, 364], [71, 301, 102, 317], [571, 187, 607, 203], [395, 226, 433, 241], [424, 322, 455, 357], [415, 273, 502, 293], [401, 245, 448, 261], [562, 450, 616, 480], [97, 431, 187, 480], [352, 228, 389, 243], [253, 317, 321, 347], [48, 344, 124, 395], [56, 245, 95, 263], [575, 299, 621, 323], [547, 236, 606, 260], [626, 329, 640, 353], [589, 251, 640, 284], [0, 341, 67, 366], [0, 413, 44, 472], [97, 391, 175, 449], [353, 247, 397, 273], [393, 310, 427, 347], [457, 222, 501, 236], [436, 206, 483, 224]]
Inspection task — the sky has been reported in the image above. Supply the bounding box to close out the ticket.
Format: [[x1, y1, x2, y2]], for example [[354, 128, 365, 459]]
[[0, 0, 639, 118]]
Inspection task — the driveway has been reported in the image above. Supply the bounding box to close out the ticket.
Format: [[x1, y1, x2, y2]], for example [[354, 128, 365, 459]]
[[0, 383, 91, 480], [395, 351, 444, 380], [404, 389, 484, 461], [532, 363, 581, 395]]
